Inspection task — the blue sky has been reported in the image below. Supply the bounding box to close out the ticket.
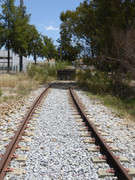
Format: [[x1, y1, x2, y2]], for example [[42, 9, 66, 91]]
[[21, 0, 84, 45]]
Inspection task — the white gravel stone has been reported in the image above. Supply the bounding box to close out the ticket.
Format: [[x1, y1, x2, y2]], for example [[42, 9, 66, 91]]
[[75, 88, 135, 180], [3, 84, 135, 180], [5, 87, 101, 180]]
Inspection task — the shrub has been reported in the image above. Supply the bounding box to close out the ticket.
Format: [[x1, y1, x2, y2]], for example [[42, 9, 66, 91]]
[[27, 61, 67, 83], [77, 70, 110, 94]]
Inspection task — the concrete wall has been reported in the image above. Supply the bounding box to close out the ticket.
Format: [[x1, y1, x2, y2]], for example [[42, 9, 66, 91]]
[[0, 50, 28, 72]]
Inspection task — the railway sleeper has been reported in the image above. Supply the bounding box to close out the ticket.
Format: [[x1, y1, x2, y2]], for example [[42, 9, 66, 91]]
[[84, 138, 114, 143], [92, 156, 129, 163], [87, 146, 121, 152], [5, 168, 26, 175], [98, 168, 135, 178], [11, 155, 27, 162]]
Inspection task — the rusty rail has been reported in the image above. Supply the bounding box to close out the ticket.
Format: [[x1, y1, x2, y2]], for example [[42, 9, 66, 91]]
[[69, 86, 132, 180], [0, 84, 52, 180]]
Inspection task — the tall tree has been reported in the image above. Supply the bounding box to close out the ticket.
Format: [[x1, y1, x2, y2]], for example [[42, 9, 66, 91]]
[[41, 36, 58, 62], [60, 3, 96, 59], [12, 0, 30, 71], [58, 25, 81, 61], [0, 22, 5, 48], [0, 0, 16, 72], [60, 0, 135, 70], [27, 25, 42, 64]]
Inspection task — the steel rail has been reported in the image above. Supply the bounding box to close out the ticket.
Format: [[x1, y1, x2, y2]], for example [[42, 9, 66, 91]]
[[69, 86, 132, 180], [0, 83, 53, 180]]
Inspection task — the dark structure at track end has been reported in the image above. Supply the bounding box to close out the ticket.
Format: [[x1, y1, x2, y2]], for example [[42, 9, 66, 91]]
[[57, 69, 76, 80]]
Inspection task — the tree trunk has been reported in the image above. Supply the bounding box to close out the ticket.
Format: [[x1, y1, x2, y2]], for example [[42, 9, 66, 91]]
[[7, 42, 10, 73], [19, 55, 23, 72], [60, 39, 63, 61], [7, 19, 10, 73], [34, 54, 37, 64], [91, 47, 94, 58]]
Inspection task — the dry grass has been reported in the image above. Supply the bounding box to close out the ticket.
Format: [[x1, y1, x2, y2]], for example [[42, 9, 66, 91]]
[[0, 74, 17, 88], [0, 73, 40, 103], [0, 74, 39, 88]]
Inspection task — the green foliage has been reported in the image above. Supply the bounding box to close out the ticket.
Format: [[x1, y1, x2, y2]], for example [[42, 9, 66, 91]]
[[78, 69, 135, 118], [58, 20, 81, 61], [17, 83, 32, 96], [27, 25, 42, 63], [77, 69, 134, 98], [86, 91, 135, 118], [11, 0, 30, 57], [77, 70, 110, 94], [0, 0, 58, 72], [27, 61, 67, 83], [0, 0, 16, 71], [40, 36, 58, 61], [60, 0, 135, 71]]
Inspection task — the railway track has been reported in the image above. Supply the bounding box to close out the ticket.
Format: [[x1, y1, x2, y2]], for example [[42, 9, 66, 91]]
[[0, 83, 52, 179], [69, 86, 135, 180], [0, 82, 135, 179]]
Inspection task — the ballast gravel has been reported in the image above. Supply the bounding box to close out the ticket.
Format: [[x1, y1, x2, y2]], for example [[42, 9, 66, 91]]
[[21, 87, 101, 180], [75, 89, 135, 180], [4, 84, 135, 180]]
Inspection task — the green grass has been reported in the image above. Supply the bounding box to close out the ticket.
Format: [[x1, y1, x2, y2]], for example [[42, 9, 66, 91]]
[[3, 95, 14, 101], [17, 84, 32, 97], [0, 89, 2, 97], [85, 90, 135, 120]]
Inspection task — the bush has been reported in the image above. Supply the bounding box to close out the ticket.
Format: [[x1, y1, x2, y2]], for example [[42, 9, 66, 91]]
[[77, 69, 135, 99], [77, 70, 110, 94], [27, 61, 67, 83]]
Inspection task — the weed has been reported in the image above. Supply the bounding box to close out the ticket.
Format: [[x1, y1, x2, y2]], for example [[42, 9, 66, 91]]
[[3, 95, 14, 101], [0, 89, 2, 97]]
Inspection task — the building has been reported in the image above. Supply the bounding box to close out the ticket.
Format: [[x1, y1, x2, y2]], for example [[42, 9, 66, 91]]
[[0, 50, 28, 72]]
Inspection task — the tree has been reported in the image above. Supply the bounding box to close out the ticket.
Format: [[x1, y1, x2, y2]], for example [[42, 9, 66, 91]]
[[60, 3, 96, 59], [59, 0, 135, 77], [0, 22, 5, 48], [27, 25, 42, 64], [0, 0, 16, 72], [58, 29, 81, 61], [41, 36, 58, 62], [12, 0, 30, 71]]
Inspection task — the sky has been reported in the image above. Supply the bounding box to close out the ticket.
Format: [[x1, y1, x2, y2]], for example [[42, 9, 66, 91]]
[[21, 0, 84, 45]]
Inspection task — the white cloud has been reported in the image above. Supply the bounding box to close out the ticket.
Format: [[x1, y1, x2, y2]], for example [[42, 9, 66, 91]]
[[45, 25, 59, 31]]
